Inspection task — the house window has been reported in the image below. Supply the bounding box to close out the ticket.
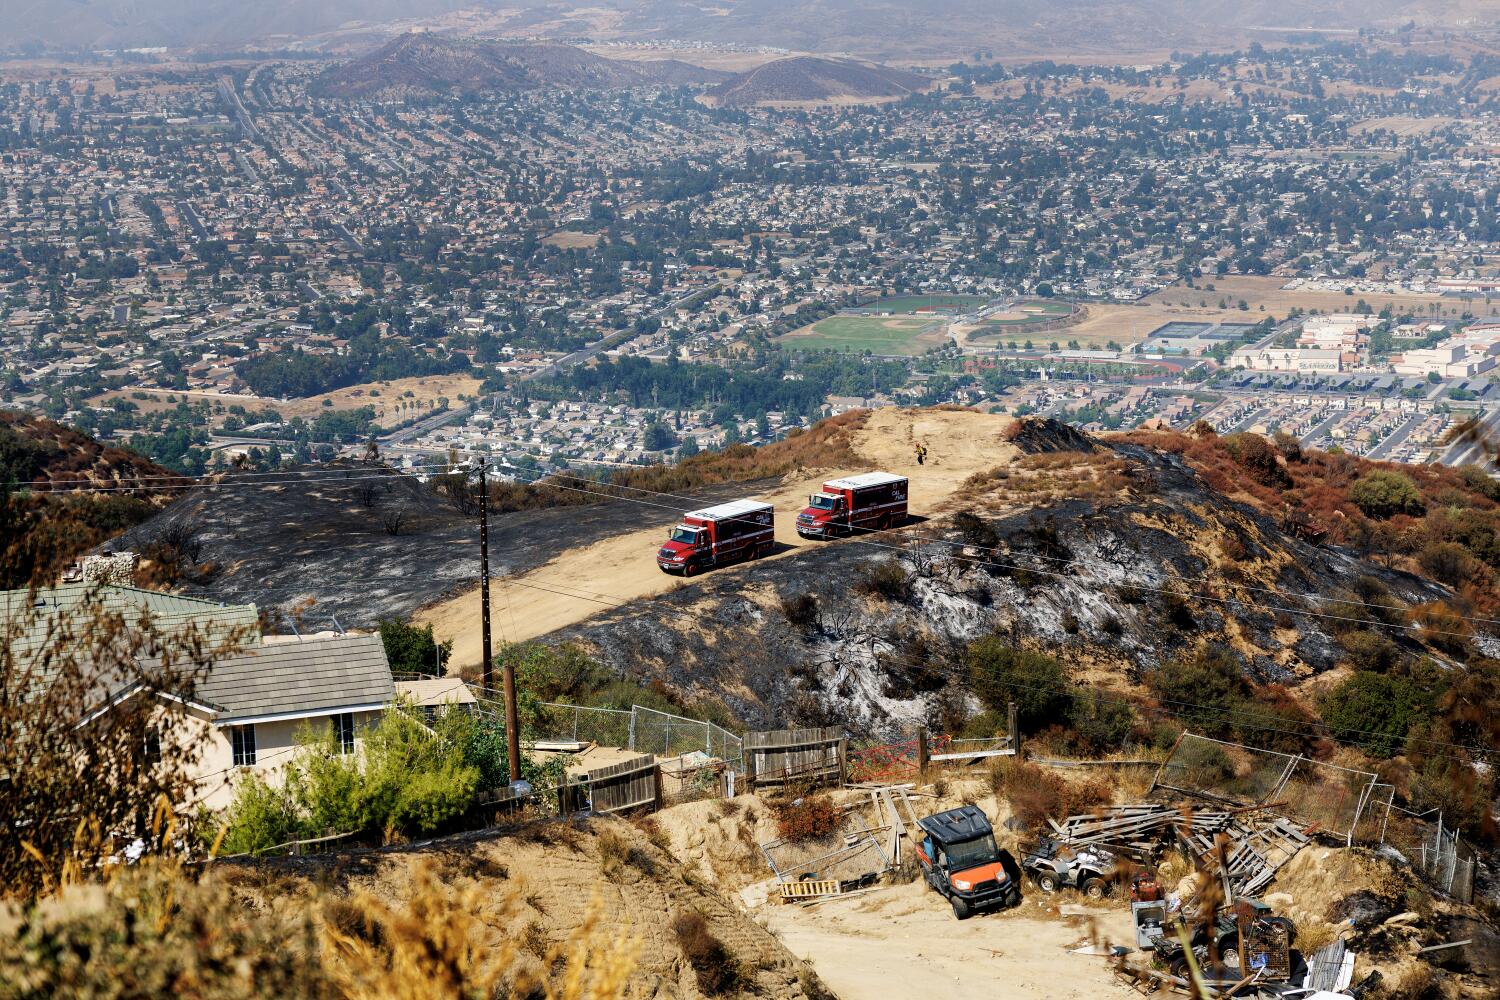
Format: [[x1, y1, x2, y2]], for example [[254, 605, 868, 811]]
[[230, 724, 257, 767], [142, 727, 161, 765], [332, 713, 355, 754]]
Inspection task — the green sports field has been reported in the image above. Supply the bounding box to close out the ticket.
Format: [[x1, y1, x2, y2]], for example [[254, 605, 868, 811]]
[[859, 293, 988, 314], [781, 314, 947, 355]]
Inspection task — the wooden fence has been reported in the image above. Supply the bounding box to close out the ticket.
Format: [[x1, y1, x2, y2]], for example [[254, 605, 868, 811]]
[[569, 753, 661, 815], [744, 727, 846, 789]]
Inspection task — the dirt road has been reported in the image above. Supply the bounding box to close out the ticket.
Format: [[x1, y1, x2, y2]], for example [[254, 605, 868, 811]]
[[416, 407, 1020, 670], [764, 880, 1140, 1000]]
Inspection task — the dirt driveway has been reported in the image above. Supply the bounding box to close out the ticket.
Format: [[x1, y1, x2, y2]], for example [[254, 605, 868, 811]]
[[763, 880, 1141, 1000]]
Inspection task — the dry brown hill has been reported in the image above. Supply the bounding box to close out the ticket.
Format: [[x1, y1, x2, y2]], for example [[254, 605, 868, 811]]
[[0, 409, 178, 493], [708, 56, 932, 106], [318, 34, 728, 99]]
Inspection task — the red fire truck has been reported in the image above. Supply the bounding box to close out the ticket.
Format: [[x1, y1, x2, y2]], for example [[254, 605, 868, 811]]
[[656, 499, 775, 575], [796, 472, 908, 539]]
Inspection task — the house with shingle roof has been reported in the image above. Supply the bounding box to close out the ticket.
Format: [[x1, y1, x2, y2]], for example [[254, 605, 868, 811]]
[[5, 583, 399, 810]]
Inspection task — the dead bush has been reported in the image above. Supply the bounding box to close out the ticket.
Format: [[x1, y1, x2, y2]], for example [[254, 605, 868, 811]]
[[780, 592, 819, 628], [596, 826, 653, 881], [1413, 601, 1472, 657], [799, 965, 838, 1000], [772, 794, 841, 844], [633, 815, 672, 853], [990, 758, 1109, 829], [671, 910, 744, 995], [855, 560, 911, 603]]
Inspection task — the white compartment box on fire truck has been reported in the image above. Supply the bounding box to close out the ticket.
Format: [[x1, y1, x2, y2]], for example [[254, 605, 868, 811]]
[[796, 471, 908, 538], [656, 499, 775, 575]]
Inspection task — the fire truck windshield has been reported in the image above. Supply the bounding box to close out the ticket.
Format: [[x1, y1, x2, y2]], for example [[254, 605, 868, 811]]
[[809, 495, 837, 510], [670, 526, 702, 545]]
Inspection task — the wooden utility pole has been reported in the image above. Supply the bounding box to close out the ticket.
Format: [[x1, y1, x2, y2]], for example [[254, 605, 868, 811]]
[[476, 455, 522, 783], [479, 456, 493, 690]]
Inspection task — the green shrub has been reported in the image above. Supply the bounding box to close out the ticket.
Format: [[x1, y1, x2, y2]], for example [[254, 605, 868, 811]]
[[1147, 643, 1248, 739], [1065, 689, 1136, 755], [377, 618, 451, 675], [1321, 672, 1434, 757], [965, 637, 1071, 732], [218, 772, 306, 856], [1416, 542, 1480, 587], [1349, 470, 1425, 519], [220, 702, 485, 849]]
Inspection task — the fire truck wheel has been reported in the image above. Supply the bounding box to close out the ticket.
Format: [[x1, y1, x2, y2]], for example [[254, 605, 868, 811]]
[[683, 562, 699, 577]]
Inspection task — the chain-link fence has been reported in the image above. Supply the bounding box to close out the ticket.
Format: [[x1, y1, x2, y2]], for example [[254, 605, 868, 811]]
[[535, 702, 634, 747], [1151, 733, 1376, 846], [1378, 806, 1477, 903], [631, 705, 743, 768]]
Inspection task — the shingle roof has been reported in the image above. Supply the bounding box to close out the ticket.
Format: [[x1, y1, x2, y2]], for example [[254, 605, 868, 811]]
[[198, 633, 395, 724], [2, 583, 260, 666]]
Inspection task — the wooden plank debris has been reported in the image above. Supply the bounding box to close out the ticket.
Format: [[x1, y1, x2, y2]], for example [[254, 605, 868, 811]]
[[1051, 802, 1311, 897]]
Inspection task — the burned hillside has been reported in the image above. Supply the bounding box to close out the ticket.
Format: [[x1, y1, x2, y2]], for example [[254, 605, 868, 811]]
[[109, 462, 761, 629], [548, 435, 1456, 740]]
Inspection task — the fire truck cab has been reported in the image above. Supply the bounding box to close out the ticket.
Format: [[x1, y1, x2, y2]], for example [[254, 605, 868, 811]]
[[657, 499, 774, 576]]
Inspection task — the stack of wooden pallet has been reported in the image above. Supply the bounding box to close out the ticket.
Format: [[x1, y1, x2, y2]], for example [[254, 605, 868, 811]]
[[1048, 804, 1180, 858], [1171, 811, 1310, 897], [1051, 803, 1310, 897]]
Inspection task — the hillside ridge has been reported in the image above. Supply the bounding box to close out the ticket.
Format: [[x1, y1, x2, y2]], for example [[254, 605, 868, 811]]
[[318, 33, 728, 98], [708, 55, 932, 106]]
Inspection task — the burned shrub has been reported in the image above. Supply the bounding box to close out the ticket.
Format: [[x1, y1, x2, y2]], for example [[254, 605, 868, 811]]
[[953, 510, 999, 549], [780, 592, 820, 628], [672, 910, 745, 995], [1159, 590, 1195, 630], [855, 559, 912, 603]]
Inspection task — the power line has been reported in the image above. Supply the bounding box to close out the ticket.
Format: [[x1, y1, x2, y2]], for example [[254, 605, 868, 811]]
[[488, 463, 1491, 641], [17, 444, 1496, 639], [334, 564, 1500, 762]]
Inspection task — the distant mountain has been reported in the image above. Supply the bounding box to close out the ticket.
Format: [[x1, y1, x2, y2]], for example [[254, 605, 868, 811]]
[[708, 56, 931, 106], [1, 2, 1486, 61], [317, 34, 727, 98]]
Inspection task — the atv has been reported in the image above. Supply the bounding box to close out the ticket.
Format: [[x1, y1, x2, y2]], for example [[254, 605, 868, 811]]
[[1022, 837, 1117, 899]]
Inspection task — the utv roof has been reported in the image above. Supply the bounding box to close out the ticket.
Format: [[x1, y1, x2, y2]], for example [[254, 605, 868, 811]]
[[917, 804, 994, 844], [686, 498, 773, 521], [824, 471, 907, 491]]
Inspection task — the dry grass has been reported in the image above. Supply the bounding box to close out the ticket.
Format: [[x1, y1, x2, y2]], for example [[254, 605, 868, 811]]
[[475, 408, 872, 515], [1, 851, 641, 1000]]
